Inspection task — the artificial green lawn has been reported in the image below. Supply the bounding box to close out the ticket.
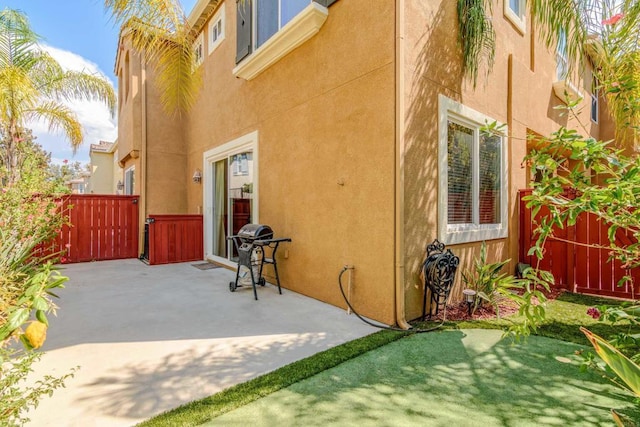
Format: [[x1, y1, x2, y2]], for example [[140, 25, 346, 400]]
[[140, 293, 640, 426], [206, 330, 639, 426]]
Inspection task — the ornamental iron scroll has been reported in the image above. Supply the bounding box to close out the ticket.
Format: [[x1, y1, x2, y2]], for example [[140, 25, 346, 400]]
[[421, 239, 460, 320]]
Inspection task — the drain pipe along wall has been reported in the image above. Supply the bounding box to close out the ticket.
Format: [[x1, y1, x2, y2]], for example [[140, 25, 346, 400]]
[[394, 0, 411, 330]]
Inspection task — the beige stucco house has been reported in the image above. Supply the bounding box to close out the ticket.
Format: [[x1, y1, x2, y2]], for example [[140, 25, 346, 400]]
[[115, 0, 613, 326], [87, 140, 123, 194]]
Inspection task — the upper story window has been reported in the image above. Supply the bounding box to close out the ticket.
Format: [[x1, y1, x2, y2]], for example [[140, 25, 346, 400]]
[[556, 30, 568, 80], [438, 95, 508, 245], [208, 4, 225, 55], [194, 33, 204, 67], [234, 0, 330, 79], [591, 76, 599, 123], [256, 0, 309, 47], [504, 0, 526, 33]]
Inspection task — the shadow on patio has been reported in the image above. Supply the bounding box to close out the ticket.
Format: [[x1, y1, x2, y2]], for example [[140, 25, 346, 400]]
[[27, 259, 375, 426]]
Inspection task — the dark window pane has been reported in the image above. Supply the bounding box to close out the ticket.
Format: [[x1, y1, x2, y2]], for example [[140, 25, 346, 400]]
[[448, 121, 473, 224], [479, 133, 501, 224]]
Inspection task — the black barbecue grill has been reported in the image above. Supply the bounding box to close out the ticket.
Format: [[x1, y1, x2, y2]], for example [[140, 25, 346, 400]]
[[227, 224, 291, 300]]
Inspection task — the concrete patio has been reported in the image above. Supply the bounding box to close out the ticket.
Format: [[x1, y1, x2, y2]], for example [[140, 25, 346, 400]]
[[26, 259, 375, 426]]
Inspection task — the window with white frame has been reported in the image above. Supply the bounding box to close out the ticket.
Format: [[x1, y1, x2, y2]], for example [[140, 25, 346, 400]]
[[504, 0, 526, 33], [438, 95, 508, 245], [591, 76, 599, 123], [256, 0, 309, 47], [124, 166, 135, 195], [194, 33, 204, 67], [208, 4, 225, 55], [234, 0, 330, 79], [556, 30, 568, 80]]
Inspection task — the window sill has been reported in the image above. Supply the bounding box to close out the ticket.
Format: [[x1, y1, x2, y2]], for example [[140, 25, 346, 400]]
[[233, 2, 328, 80], [553, 79, 583, 104], [504, 7, 526, 35], [440, 226, 508, 245]]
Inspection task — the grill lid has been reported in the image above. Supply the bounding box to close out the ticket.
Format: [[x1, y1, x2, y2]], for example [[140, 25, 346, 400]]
[[238, 224, 274, 241]]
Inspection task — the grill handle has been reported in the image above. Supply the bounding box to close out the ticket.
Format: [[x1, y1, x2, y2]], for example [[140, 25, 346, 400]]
[[253, 238, 292, 245]]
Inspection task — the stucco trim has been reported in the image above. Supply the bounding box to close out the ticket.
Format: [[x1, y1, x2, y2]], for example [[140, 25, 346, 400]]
[[232, 3, 328, 80], [203, 131, 259, 267]]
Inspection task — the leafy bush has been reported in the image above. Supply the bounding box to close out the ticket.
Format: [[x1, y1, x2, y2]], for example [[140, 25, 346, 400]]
[[582, 304, 640, 427], [462, 241, 553, 339], [0, 347, 75, 426], [0, 147, 72, 425]]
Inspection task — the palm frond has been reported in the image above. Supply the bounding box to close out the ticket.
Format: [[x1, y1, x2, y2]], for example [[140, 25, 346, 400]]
[[106, 0, 201, 114], [0, 8, 115, 165], [152, 29, 201, 114], [457, 0, 495, 88], [24, 101, 83, 149], [0, 66, 38, 125], [42, 70, 117, 114], [0, 8, 40, 70], [529, 0, 590, 76]]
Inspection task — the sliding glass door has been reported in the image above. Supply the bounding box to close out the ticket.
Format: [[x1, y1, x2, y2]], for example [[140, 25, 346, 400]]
[[211, 150, 254, 262]]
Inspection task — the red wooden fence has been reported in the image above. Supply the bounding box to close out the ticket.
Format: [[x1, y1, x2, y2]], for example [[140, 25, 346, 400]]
[[41, 195, 139, 263], [519, 189, 640, 299], [146, 214, 203, 265]]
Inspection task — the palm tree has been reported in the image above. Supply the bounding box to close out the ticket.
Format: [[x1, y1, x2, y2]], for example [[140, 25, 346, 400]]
[[105, 0, 200, 115], [528, 0, 640, 147], [0, 8, 116, 184]]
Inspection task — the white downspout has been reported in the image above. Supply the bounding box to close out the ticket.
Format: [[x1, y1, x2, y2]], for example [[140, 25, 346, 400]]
[[395, 0, 411, 329], [140, 56, 147, 255]]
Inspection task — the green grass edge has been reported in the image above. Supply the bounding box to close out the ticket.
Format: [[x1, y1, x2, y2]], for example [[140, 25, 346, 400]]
[[137, 330, 408, 427], [139, 292, 637, 426]]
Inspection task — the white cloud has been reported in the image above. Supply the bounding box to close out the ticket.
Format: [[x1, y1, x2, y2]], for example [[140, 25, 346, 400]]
[[26, 44, 118, 163]]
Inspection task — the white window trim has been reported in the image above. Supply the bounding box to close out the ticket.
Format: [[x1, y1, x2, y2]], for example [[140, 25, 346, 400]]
[[194, 32, 205, 67], [553, 32, 583, 104], [504, 0, 526, 34], [208, 3, 225, 55], [203, 131, 259, 267], [233, 2, 328, 80], [591, 82, 599, 124], [438, 95, 509, 245]]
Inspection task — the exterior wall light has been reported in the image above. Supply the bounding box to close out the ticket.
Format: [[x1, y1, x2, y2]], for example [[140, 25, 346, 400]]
[[192, 169, 202, 184], [117, 180, 124, 191]]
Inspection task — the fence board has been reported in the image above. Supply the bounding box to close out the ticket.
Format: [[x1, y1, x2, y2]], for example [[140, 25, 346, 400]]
[[147, 215, 203, 265], [41, 195, 140, 263], [519, 189, 639, 299]]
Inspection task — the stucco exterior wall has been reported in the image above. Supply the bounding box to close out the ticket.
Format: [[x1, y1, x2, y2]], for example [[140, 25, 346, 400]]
[[401, 0, 610, 320], [116, 40, 143, 164], [143, 66, 188, 215], [88, 152, 114, 194], [116, 34, 189, 255], [184, 0, 396, 324], [115, 0, 619, 325]]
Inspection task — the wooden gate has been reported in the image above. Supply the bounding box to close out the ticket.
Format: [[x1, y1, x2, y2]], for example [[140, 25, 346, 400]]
[[145, 214, 203, 265], [44, 195, 140, 263], [519, 189, 640, 299]]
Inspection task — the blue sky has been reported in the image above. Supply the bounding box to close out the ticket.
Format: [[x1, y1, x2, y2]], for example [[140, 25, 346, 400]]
[[3, 0, 198, 164]]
